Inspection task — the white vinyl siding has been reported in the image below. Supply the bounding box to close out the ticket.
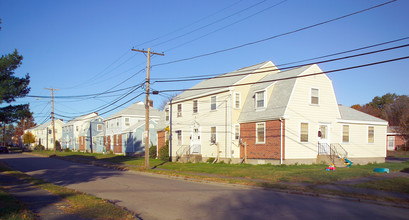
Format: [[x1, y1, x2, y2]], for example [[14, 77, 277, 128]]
[[256, 122, 265, 144]]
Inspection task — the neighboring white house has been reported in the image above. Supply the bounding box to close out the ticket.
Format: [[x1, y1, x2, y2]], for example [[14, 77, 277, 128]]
[[104, 101, 161, 154], [25, 119, 65, 150], [169, 61, 388, 165]]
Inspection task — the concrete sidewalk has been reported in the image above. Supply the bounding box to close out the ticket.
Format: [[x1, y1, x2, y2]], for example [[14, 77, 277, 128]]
[[0, 172, 88, 220]]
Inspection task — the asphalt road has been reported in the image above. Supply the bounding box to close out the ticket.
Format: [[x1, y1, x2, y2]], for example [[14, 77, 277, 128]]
[[1, 153, 408, 220]]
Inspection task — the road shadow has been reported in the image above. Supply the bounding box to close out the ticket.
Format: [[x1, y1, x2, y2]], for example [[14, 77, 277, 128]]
[[0, 154, 123, 187], [191, 188, 408, 219]]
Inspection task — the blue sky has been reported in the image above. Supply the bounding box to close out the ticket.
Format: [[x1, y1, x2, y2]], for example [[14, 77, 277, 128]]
[[1, 0, 408, 124]]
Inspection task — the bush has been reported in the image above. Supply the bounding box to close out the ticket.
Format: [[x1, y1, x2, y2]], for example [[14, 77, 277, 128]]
[[158, 140, 170, 161], [149, 145, 157, 158], [64, 148, 71, 152], [206, 157, 215, 163], [55, 141, 62, 151], [34, 144, 45, 151]]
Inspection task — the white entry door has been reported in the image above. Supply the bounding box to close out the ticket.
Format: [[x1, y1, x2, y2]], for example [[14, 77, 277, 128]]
[[190, 126, 201, 154], [388, 136, 395, 151], [318, 124, 330, 155]]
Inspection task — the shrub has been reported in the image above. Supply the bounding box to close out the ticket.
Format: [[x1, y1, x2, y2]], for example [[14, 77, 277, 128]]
[[55, 141, 62, 151], [149, 145, 157, 158], [34, 144, 45, 151], [158, 140, 170, 161], [64, 148, 71, 152], [206, 157, 215, 163]]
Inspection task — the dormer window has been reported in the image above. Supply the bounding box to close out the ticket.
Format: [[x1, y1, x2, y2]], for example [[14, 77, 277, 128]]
[[255, 91, 266, 109]]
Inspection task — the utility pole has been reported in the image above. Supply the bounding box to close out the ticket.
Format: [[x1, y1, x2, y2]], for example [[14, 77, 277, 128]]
[[45, 88, 59, 155], [131, 48, 164, 169]]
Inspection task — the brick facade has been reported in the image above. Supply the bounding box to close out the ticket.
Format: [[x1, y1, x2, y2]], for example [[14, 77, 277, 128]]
[[113, 134, 122, 153], [240, 120, 285, 159], [157, 130, 166, 150]]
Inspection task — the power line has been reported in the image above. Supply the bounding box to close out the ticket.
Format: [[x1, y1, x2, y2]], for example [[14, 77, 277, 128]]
[[164, 0, 288, 52], [154, 43, 409, 83], [156, 55, 409, 95], [153, 0, 397, 67], [133, 0, 244, 48], [150, 0, 269, 48]]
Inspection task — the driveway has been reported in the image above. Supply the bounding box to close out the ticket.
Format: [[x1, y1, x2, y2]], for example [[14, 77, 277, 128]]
[[1, 153, 408, 220]]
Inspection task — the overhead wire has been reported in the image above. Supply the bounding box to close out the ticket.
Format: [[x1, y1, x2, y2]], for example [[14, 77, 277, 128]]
[[156, 55, 409, 95], [153, 43, 409, 83], [152, 0, 397, 67], [164, 0, 289, 52]]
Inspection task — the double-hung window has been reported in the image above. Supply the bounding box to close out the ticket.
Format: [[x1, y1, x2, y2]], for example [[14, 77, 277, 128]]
[[255, 91, 265, 109], [176, 130, 182, 145], [234, 92, 241, 109], [177, 104, 182, 117], [368, 126, 374, 143], [211, 96, 217, 110], [300, 122, 309, 142], [342, 125, 349, 143], [234, 124, 240, 140], [256, 123, 265, 144], [210, 127, 217, 144], [311, 88, 319, 105], [125, 117, 130, 126], [193, 100, 198, 114], [165, 108, 169, 121]]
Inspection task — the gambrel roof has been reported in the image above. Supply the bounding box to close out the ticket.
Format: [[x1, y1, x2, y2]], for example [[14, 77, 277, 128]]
[[174, 61, 273, 102], [239, 65, 312, 123]]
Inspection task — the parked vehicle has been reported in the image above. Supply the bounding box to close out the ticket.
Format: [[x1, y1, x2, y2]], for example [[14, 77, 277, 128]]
[[0, 146, 9, 153]]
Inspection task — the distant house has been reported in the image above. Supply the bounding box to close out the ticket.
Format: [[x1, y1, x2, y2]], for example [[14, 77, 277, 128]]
[[104, 102, 161, 155], [169, 61, 388, 165], [387, 126, 406, 151], [25, 119, 65, 150], [61, 113, 103, 152]]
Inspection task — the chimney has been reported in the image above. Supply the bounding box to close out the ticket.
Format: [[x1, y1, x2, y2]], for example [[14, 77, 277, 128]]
[[149, 100, 153, 107]]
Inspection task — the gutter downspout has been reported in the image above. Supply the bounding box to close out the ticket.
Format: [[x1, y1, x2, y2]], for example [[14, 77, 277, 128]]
[[280, 117, 283, 165]]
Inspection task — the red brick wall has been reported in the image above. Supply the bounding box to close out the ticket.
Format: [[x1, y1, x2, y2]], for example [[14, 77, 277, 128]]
[[106, 136, 111, 151], [240, 120, 285, 159], [113, 134, 122, 153], [157, 130, 166, 150], [388, 134, 406, 150], [79, 136, 85, 151]]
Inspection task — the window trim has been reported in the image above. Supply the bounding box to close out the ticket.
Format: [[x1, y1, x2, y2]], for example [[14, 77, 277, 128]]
[[193, 100, 198, 114], [310, 88, 320, 105], [177, 104, 182, 117], [342, 124, 350, 144], [255, 90, 267, 109], [233, 124, 240, 141], [368, 126, 375, 144], [210, 96, 217, 111], [234, 92, 241, 109], [256, 122, 266, 144], [176, 130, 182, 145], [300, 122, 309, 143], [210, 126, 217, 145]]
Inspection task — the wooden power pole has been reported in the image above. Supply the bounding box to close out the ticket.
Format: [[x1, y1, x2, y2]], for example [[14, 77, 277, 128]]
[[131, 48, 164, 169], [45, 88, 59, 155]]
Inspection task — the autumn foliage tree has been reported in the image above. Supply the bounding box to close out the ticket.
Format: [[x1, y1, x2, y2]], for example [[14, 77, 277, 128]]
[[352, 93, 409, 146]]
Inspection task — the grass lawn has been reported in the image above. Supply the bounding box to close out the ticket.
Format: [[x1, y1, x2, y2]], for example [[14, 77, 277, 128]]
[[31, 150, 409, 184], [353, 177, 409, 193], [0, 187, 36, 220], [0, 162, 136, 219]]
